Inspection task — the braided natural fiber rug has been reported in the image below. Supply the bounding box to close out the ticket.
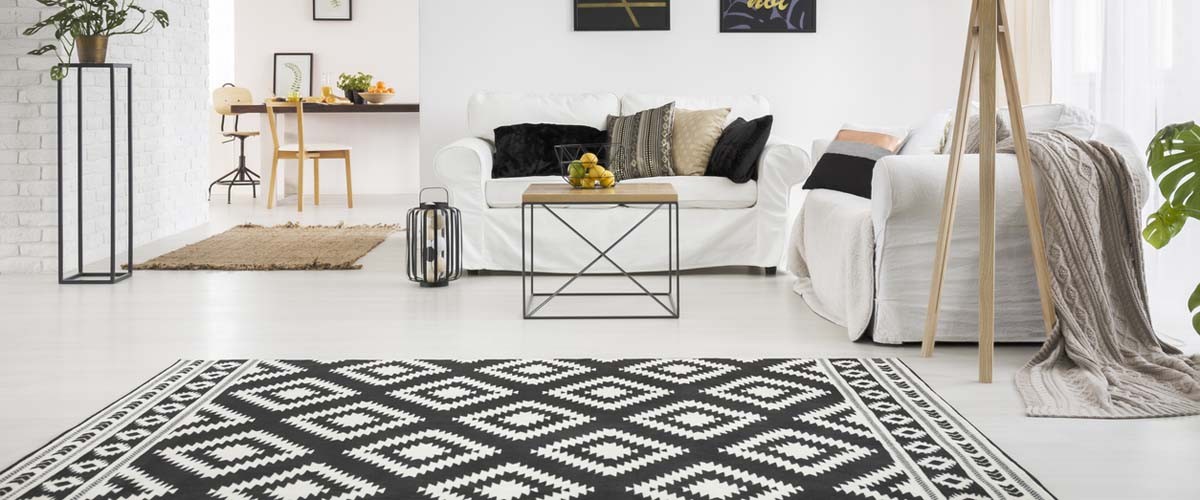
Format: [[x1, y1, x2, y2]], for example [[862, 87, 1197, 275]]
[[133, 223, 400, 271]]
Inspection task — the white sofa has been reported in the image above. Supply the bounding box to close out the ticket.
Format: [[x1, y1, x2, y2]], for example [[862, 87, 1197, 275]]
[[790, 104, 1151, 344], [436, 93, 810, 273]]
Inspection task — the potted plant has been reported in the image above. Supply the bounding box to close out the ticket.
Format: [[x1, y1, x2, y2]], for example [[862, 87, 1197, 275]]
[[337, 72, 373, 105], [24, 0, 170, 80], [1142, 121, 1200, 334]]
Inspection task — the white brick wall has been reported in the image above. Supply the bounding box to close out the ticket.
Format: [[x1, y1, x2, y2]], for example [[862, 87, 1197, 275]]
[[0, 0, 209, 274]]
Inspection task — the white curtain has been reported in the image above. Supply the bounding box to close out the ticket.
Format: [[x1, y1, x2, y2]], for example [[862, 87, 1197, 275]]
[[1050, 0, 1200, 343]]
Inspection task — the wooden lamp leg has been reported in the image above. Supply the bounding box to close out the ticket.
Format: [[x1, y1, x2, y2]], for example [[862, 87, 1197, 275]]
[[976, 0, 999, 383], [922, 0, 981, 358], [998, 0, 1057, 337]]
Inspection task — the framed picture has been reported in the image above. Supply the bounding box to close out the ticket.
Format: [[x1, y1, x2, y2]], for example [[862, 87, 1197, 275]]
[[273, 53, 313, 97], [314, 0, 352, 21], [575, 0, 670, 31], [720, 0, 816, 33]]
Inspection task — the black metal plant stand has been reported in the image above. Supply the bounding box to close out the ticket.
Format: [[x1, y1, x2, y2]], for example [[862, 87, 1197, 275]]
[[57, 63, 133, 285]]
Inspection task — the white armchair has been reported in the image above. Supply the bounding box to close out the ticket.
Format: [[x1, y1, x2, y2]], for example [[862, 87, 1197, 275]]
[[791, 105, 1150, 343]]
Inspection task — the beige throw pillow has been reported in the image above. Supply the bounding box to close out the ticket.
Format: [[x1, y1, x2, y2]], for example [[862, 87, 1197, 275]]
[[672, 108, 731, 176]]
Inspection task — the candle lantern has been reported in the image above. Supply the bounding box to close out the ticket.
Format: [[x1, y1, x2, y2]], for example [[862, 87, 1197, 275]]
[[407, 187, 462, 287]]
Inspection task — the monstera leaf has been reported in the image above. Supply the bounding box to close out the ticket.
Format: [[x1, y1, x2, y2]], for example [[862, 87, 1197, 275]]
[[1143, 203, 1187, 249], [1144, 121, 1200, 335], [1191, 283, 1200, 334], [1147, 122, 1200, 218]]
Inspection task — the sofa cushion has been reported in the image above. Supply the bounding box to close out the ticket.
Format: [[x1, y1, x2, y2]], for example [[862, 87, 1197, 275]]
[[673, 108, 731, 176], [485, 176, 758, 209], [607, 102, 677, 180], [621, 94, 770, 125], [492, 123, 608, 178], [803, 124, 907, 199], [706, 116, 774, 183], [468, 93, 620, 142]]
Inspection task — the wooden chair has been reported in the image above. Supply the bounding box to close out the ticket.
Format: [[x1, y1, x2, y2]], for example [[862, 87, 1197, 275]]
[[263, 101, 354, 211], [209, 84, 261, 203]]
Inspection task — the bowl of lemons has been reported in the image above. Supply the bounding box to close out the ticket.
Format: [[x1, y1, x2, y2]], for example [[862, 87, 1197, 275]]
[[555, 144, 620, 189]]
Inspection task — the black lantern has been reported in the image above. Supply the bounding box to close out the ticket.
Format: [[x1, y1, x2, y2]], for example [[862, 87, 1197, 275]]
[[407, 187, 462, 287]]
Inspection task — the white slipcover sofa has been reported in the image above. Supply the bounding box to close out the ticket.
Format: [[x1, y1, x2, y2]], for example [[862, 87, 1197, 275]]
[[790, 104, 1151, 344], [436, 93, 810, 273]]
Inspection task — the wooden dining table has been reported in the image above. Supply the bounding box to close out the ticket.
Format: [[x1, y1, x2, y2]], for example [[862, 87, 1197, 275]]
[[229, 102, 420, 204]]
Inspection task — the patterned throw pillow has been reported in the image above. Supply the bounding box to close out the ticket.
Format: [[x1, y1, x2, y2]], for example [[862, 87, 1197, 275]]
[[606, 102, 676, 180], [672, 108, 731, 176], [802, 124, 909, 199]]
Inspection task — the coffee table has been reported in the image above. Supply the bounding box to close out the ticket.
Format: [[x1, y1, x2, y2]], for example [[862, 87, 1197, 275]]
[[522, 183, 680, 319]]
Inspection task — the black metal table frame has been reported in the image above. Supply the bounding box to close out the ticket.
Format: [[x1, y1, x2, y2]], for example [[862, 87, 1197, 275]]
[[522, 201, 680, 319], [57, 63, 133, 285]]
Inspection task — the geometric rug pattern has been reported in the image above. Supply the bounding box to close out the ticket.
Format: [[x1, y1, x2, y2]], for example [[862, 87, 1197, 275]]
[[0, 359, 1055, 499]]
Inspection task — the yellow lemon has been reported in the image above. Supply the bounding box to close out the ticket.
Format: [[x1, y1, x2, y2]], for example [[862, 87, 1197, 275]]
[[587, 165, 607, 179], [580, 153, 599, 169], [599, 171, 616, 188]]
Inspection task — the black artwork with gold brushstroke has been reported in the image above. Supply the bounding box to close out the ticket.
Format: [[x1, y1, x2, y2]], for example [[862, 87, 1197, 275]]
[[575, 0, 670, 31], [721, 0, 816, 33]]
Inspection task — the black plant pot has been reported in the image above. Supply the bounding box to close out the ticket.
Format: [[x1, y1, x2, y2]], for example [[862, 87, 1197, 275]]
[[343, 89, 366, 105]]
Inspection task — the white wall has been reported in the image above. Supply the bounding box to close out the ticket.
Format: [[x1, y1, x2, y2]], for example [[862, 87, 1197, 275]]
[[232, 0, 420, 196], [0, 0, 210, 274], [419, 0, 973, 186]]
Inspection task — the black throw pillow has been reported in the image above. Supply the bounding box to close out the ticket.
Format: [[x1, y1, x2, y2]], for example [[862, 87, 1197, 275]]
[[706, 115, 773, 183], [801, 126, 908, 199], [492, 124, 608, 178]]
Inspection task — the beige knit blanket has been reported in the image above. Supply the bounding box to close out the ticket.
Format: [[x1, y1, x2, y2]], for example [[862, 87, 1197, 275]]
[[1008, 131, 1200, 418]]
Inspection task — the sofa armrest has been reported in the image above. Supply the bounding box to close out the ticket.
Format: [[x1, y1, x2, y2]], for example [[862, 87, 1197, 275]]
[[757, 142, 811, 266], [758, 142, 811, 212], [871, 154, 1033, 240], [434, 137, 494, 269]]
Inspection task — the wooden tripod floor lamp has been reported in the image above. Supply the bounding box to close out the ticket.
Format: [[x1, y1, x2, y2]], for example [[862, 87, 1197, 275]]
[[920, 0, 1057, 383]]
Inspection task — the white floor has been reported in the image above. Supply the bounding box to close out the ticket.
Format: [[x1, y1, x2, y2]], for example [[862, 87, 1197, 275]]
[[1, 194, 1197, 499]]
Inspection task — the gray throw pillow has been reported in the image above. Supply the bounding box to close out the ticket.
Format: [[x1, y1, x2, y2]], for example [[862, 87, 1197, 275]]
[[606, 102, 676, 180]]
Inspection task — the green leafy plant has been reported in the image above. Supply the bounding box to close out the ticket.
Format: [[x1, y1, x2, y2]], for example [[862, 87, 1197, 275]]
[[24, 0, 170, 80], [1142, 121, 1200, 334], [337, 72, 373, 93]]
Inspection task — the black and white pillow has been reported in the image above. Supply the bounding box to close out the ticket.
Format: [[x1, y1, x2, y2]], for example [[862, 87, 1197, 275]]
[[802, 124, 909, 199], [606, 102, 676, 180]]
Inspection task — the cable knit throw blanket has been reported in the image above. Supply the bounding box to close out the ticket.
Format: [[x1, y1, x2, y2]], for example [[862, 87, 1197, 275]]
[[1005, 130, 1200, 418]]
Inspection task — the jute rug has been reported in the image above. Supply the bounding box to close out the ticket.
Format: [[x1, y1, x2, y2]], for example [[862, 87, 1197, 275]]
[[133, 223, 400, 271], [0, 359, 1054, 499]]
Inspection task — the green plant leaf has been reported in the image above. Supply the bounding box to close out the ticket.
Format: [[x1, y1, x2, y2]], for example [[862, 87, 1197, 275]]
[[50, 65, 65, 81], [1147, 122, 1200, 215], [1190, 282, 1200, 336], [1143, 203, 1187, 249], [28, 44, 57, 56], [152, 9, 169, 28]]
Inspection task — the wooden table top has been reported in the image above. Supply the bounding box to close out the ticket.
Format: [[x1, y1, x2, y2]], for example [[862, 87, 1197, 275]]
[[230, 103, 419, 114], [522, 183, 678, 204]]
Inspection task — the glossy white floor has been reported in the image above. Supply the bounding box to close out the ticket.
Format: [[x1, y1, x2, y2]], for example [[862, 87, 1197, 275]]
[[1, 194, 1197, 499]]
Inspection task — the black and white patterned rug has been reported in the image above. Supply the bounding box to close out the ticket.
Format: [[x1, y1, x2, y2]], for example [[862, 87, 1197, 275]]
[[0, 359, 1054, 499]]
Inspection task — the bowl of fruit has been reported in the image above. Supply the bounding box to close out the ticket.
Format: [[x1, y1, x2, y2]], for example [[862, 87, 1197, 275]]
[[555, 143, 620, 189], [359, 80, 396, 104]]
